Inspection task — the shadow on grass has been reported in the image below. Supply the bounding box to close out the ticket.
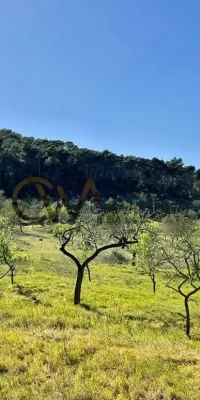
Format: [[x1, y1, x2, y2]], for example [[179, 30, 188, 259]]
[[124, 314, 148, 322], [19, 232, 48, 238], [80, 303, 105, 316], [78, 303, 189, 334]]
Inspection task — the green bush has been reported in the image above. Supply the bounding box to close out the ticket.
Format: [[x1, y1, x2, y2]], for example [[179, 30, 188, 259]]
[[102, 249, 130, 265]]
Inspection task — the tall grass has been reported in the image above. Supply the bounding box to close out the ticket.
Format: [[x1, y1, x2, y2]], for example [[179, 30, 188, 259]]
[[1, 226, 200, 399]]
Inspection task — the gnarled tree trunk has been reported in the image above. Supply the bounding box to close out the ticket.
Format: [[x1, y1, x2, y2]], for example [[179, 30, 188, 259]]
[[11, 268, 14, 285], [184, 296, 191, 339], [151, 273, 156, 293], [74, 267, 84, 305]]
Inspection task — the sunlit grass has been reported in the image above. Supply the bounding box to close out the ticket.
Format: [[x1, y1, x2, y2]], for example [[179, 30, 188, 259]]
[[1, 226, 200, 399]]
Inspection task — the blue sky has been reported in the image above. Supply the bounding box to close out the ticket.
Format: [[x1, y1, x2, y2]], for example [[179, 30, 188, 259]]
[[1, 0, 200, 166]]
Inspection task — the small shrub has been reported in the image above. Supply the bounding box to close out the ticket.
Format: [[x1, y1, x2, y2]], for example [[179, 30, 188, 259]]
[[102, 249, 130, 265]]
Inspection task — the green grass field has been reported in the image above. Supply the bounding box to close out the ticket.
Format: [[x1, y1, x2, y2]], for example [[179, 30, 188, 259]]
[[1, 226, 200, 400]]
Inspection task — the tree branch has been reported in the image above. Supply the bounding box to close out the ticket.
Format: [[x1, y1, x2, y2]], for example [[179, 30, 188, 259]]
[[60, 243, 81, 269], [166, 276, 179, 293], [162, 245, 188, 279], [86, 265, 91, 281], [187, 286, 200, 299], [82, 239, 138, 269], [177, 277, 189, 296], [0, 269, 10, 279]]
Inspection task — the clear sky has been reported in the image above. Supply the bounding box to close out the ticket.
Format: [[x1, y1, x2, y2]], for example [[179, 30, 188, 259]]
[[0, 0, 200, 166]]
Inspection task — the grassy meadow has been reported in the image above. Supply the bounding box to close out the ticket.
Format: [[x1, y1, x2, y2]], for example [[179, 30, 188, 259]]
[[1, 226, 200, 400]]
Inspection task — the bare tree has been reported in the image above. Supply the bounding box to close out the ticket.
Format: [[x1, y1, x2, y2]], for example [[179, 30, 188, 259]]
[[58, 204, 151, 305], [161, 214, 200, 338]]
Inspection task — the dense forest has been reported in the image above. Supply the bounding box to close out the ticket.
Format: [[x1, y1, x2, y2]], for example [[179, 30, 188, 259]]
[[1, 128, 200, 214]]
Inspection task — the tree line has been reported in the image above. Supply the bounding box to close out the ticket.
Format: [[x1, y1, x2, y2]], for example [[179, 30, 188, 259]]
[[1, 129, 200, 215]]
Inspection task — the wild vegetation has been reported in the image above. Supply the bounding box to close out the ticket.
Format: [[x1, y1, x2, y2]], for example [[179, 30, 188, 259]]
[[1, 129, 200, 399], [1, 220, 200, 400]]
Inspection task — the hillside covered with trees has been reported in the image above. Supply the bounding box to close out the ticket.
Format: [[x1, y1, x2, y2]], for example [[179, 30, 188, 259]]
[[1, 128, 200, 213], [2, 129, 200, 399]]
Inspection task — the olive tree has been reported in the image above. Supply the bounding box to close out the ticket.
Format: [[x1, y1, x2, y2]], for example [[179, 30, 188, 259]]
[[1, 192, 34, 233], [0, 215, 29, 284], [161, 214, 200, 338], [0, 231, 15, 284], [135, 221, 163, 293], [0, 215, 16, 283], [58, 204, 150, 305]]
